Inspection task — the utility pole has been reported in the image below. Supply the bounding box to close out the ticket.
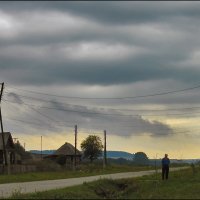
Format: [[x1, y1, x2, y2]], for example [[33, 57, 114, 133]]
[[155, 153, 158, 180], [0, 82, 7, 167], [103, 130, 107, 168], [41, 136, 42, 160], [74, 125, 77, 169]]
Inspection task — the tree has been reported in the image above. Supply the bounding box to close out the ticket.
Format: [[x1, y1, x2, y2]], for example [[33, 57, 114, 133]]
[[134, 152, 149, 166], [14, 141, 32, 160], [81, 135, 103, 163]]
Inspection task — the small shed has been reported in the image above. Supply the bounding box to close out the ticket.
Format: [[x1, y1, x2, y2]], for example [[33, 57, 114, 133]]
[[44, 142, 82, 166], [0, 132, 16, 165]]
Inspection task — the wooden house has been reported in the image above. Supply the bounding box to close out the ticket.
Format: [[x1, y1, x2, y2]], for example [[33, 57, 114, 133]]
[[0, 132, 16, 165], [44, 142, 82, 166]]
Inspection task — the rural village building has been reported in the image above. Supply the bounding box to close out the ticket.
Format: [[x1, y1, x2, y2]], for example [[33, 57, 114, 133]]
[[0, 132, 36, 174], [44, 142, 82, 166], [0, 132, 16, 165]]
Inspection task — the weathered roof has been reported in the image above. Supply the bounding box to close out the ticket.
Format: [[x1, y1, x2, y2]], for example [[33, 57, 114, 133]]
[[0, 132, 15, 150], [54, 142, 81, 156]]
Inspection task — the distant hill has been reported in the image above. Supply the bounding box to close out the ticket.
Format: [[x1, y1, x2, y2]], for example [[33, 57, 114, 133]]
[[149, 158, 200, 165], [30, 150, 200, 164], [106, 151, 134, 160], [29, 150, 134, 160], [30, 150, 55, 155]]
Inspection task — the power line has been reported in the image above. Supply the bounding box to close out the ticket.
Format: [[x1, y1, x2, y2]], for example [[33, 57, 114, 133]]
[[2, 99, 185, 132], [4, 116, 195, 135], [79, 128, 190, 136], [6, 82, 200, 100], [3, 98, 197, 134], [4, 100, 198, 135], [5, 118, 50, 127], [25, 106, 200, 117], [4, 98, 200, 117], [3, 98, 56, 126], [3, 92, 200, 134], [4, 118, 74, 129], [4, 91, 200, 113], [2, 99, 47, 126], [2, 99, 75, 127], [5, 113, 181, 134]]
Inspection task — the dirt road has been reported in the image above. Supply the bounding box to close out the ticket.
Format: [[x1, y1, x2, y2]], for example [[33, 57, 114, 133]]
[[0, 167, 188, 198]]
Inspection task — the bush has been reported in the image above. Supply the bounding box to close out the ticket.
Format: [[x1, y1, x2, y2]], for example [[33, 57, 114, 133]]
[[55, 155, 67, 166], [14, 141, 32, 160], [34, 160, 62, 172], [191, 163, 196, 175], [134, 152, 149, 166], [79, 163, 101, 173]]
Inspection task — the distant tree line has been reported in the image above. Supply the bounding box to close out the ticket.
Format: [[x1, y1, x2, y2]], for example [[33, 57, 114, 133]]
[[14, 141, 32, 160]]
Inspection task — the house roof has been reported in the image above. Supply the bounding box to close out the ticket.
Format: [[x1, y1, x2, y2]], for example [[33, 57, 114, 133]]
[[54, 142, 81, 156], [0, 132, 15, 150]]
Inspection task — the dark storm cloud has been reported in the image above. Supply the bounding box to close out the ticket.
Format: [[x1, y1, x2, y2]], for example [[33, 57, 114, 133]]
[[0, 53, 199, 86], [2, 2, 200, 25], [0, 1, 200, 86]]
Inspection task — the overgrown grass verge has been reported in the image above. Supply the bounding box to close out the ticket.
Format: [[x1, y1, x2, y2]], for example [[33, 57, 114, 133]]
[[8, 166, 199, 199], [0, 164, 154, 184]]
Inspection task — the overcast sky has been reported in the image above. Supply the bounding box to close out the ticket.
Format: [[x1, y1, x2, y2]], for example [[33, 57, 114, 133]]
[[1, 1, 200, 158]]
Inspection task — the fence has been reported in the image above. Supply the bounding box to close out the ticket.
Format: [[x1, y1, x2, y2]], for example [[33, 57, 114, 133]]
[[0, 164, 36, 174]]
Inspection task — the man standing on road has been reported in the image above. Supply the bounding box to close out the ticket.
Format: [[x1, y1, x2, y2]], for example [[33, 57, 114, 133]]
[[162, 154, 170, 180]]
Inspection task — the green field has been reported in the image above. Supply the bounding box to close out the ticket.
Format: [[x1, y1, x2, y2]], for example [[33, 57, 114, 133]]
[[0, 164, 155, 184], [9, 166, 200, 199]]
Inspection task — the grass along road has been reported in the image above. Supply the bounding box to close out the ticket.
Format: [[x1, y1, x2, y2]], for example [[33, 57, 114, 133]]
[[9, 166, 199, 199], [0, 165, 155, 184], [0, 166, 187, 198]]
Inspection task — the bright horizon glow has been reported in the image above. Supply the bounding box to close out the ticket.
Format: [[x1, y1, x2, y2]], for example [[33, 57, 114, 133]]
[[12, 126, 200, 160]]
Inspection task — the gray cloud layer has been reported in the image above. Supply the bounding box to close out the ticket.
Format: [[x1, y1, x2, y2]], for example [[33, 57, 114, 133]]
[[0, 2, 200, 86], [3, 92, 174, 137], [0, 2, 200, 137]]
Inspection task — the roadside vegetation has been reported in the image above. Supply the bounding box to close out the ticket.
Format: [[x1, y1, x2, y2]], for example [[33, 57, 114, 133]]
[[0, 163, 154, 184], [9, 165, 200, 199], [0, 152, 188, 184]]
